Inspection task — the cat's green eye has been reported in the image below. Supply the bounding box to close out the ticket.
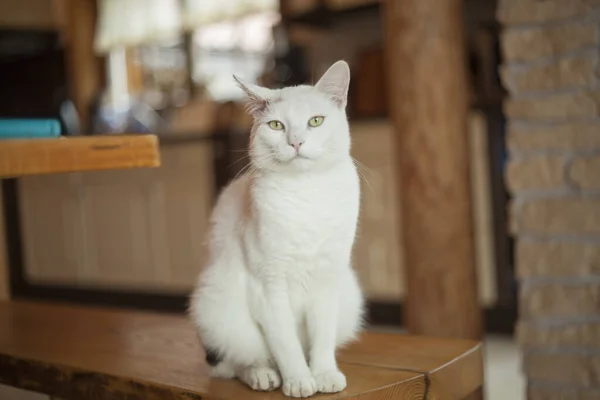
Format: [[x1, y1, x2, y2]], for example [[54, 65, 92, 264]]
[[268, 120, 285, 131], [308, 116, 325, 127]]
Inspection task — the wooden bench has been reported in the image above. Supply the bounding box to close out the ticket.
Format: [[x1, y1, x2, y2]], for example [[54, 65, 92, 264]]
[[0, 301, 483, 399]]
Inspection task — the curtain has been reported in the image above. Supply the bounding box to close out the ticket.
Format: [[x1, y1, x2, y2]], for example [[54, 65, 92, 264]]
[[182, 0, 278, 30], [94, 0, 183, 54]]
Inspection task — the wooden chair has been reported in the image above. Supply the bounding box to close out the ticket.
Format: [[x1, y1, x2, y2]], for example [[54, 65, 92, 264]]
[[0, 301, 483, 399]]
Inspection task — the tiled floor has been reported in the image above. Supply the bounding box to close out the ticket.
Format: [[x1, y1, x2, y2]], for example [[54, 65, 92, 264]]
[[484, 335, 525, 400]]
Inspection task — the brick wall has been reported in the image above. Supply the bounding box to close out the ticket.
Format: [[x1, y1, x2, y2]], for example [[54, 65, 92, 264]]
[[499, 0, 600, 399]]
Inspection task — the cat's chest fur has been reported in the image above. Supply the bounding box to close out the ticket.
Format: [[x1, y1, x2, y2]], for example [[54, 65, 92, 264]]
[[249, 162, 359, 267]]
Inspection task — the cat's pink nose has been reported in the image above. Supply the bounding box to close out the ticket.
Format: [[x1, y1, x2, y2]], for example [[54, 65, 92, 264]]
[[290, 142, 303, 153]]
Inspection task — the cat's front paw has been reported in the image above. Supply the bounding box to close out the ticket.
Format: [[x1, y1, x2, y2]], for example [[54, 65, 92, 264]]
[[239, 366, 281, 391], [282, 376, 318, 398], [313, 370, 347, 393]]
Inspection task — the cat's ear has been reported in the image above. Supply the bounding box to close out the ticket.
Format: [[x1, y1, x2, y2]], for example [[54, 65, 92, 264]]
[[233, 75, 273, 116], [315, 60, 350, 109]]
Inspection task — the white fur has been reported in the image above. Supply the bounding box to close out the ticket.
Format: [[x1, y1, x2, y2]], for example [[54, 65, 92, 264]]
[[189, 61, 364, 398]]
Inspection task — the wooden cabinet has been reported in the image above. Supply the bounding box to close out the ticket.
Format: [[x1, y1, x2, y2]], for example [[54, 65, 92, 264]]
[[18, 142, 214, 293], [16, 123, 495, 305]]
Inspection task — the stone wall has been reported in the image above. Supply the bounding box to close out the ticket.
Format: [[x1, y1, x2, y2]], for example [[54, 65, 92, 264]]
[[499, 0, 600, 399]]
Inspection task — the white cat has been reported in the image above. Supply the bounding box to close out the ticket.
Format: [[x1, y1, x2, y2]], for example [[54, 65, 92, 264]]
[[189, 60, 364, 398]]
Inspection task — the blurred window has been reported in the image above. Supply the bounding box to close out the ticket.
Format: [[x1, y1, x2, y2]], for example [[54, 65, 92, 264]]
[[94, 0, 279, 108], [191, 11, 280, 101]]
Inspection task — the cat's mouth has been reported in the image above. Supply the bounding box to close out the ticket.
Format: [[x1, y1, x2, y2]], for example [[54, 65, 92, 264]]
[[275, 153, 311, 164], [290, 154, 313, 164]]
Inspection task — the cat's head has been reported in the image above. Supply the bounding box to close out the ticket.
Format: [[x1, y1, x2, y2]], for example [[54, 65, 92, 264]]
[[235, 60, 351, 173]]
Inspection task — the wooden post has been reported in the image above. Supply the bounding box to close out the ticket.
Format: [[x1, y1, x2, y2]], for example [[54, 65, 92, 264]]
[[382, 0, 483, 339], [63, 0, 104, 130]]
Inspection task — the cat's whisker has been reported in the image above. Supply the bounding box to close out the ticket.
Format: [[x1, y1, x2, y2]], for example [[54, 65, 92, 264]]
[[356, 169, 373, 193], [351, 158, 373, 193], [232, 153, 278, 181], [227, 155, 251, 169], [232, 160, 257, 181], [227, 149, 261, 168], [352, 157, 373, 175]]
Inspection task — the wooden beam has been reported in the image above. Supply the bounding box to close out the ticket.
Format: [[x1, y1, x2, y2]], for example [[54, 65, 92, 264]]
[[0, 135, 160, 179], [382, 0, 483, 339], [63, 0, 104, 130]]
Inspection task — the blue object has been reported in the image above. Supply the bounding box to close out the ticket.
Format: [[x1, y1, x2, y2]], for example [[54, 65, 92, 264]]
[[0, 119, 61, 139]]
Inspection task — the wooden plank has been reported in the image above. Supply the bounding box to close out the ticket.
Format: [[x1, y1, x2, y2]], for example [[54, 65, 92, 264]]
[[339, 332, 483, 399], [0, 135, 160, 178], [382, 0, 483, 340], [0, 301, 483, 399]]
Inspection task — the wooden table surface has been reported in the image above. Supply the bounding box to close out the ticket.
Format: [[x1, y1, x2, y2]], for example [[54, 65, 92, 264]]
[[0, 135, 160, 178], [0, 301, 483, 399]]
